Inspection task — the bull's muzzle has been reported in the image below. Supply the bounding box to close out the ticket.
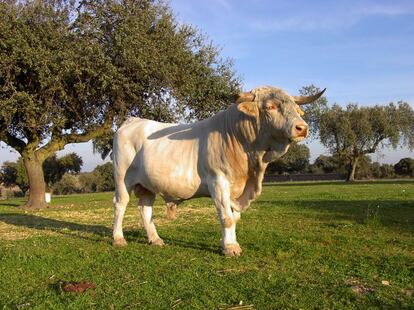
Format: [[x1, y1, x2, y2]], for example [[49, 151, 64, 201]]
[[291, 121, 308, 141]]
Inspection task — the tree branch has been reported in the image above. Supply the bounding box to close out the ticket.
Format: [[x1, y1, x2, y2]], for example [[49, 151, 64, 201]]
[[36, 119, 113, 160], [0, 131, 27, 154], [361, 135, 385, 155]]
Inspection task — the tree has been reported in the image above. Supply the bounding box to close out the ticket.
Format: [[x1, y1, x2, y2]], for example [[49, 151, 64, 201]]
[[380, 164, 395, 179], [267, 143, 310, 174], [0, 153, 82, 193], [310, 154, 347, 174], [370, 162, 382, 179], [318, 103, 414, 181], [52, 173, 80, 195], [78, 172, 98, 193], [298, 85, 328, 139], [93, 162, 115, 192], [0, 159, 29, 194], [394, 158, 414, 177], [0, 0, 240, 209], [43, 153, 83, 187], [354, 155, 373, 179]]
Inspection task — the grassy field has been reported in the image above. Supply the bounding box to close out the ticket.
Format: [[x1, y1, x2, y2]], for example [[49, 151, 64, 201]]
[[0, 181, 413, 309]]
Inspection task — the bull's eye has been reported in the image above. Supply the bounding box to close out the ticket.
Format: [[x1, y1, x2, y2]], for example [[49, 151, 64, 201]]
[[264, 100, 279, 111]]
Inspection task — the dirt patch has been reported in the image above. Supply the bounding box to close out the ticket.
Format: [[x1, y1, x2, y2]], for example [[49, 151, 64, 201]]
[[345, 279, 376, 295]]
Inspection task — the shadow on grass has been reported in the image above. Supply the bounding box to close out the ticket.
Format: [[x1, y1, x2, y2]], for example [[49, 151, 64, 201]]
[[124, 226, 220, 254], [0, 202, 22, 207], [0, 213, 221, 254], [0, 213, 112, 241]]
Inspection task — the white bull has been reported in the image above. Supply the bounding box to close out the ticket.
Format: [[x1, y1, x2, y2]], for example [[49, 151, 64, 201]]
[[112, 86, 325, 256]]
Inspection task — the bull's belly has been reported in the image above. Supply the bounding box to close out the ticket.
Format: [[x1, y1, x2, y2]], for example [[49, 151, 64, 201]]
[[141, 168, 208, 200], [137, 146, 208, 199]]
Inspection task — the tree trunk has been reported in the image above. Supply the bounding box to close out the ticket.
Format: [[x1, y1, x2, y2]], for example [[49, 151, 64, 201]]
[[22, 153, 47, 209], [347, 157, 358, 182]]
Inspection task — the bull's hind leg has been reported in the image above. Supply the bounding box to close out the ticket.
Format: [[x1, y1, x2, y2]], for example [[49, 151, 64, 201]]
[[135, 185, 164, 246], [113, 182, 130, 247]]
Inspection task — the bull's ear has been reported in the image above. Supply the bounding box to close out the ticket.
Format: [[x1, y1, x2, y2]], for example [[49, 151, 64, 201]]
[[238, 101, 258, 117], [235, 92, 255, 104], [236, 91, 257, 116]]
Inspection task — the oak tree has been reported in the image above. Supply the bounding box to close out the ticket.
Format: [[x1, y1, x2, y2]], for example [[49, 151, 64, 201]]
[[318, 103, 414, 181], [0, 0, 240, 208], [0, 159, 29, 194], [394, 158, 414, 177], [43, 153, 83, 187]]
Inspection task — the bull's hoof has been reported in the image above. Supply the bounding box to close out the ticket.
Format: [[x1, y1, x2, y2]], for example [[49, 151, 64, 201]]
[[113, 238, 128, 247], [149, 238, 165, 247], [222, 243, 242, 257]]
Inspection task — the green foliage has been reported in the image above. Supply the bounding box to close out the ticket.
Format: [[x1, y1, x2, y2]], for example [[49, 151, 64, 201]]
[[318, 102, 414, 180], [0, 0, 239, 149], [369, 162, 396, 179], [78, 162, 114, 193], [308, 155, 397, 179], [43, 153, 83, 187], [52, 173, 81, 195], [1, 182, 413, 308], [320, 103, 414, 156], [0, 162, 18, 187], [355, 155, 373, 179], [267, 143, 310, 174], [93, 162, 114, 192], [0, 159, 29, 193], [78, 172, 98, 193], [0, 153, 82, 193], [0, 0, 240, 206], [379, 164, 396, 179], [310, 154, 347, 174], [394, 158, 414, 176], [298, 84, 328, 139]]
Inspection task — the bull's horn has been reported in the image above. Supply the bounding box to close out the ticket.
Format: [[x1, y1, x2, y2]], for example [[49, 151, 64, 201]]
[[293, 88, 326, 105], [235, 92, 255, 103]]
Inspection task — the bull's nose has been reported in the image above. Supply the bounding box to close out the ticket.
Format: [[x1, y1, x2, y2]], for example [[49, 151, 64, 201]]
[[294, 122, 308, 138]]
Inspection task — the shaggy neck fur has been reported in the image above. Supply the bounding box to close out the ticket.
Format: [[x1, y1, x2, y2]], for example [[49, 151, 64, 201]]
[[205, 104, 275, 211]]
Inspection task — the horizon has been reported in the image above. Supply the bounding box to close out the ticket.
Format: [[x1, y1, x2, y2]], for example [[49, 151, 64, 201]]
[[1, 0, 413, 171]]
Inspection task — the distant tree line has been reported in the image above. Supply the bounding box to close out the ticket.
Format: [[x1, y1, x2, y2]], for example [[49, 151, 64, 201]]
[[1, 151, 413, 197], [267, 143, 413, 180], [0, 154, 114, 197]]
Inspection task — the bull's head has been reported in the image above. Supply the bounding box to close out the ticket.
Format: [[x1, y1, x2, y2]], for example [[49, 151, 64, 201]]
[[236, 86, 325, 160]]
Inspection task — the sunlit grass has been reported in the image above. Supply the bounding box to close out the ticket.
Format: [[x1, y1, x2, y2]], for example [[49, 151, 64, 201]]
[[0, 181, 413, 309]]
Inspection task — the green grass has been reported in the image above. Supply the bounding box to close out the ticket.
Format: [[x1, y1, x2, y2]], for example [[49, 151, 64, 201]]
[[0, 181, 413, 309]]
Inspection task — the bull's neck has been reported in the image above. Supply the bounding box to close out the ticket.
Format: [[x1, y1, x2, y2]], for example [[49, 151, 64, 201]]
[[217, 105, 269, 173], [220, 105, 262, 150]]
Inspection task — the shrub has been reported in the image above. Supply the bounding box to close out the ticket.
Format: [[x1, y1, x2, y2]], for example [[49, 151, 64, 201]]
[[78, 173, 98, 193], [94, 163, 114, 192], [52, 174, 81, 195], [394, 158, 414, 177]]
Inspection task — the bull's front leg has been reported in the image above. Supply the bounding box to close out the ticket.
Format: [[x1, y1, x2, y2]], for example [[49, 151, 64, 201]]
[[208, 174, 242, 256]]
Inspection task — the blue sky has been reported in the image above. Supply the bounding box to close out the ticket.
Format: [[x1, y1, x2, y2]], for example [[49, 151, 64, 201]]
[[1, 0, 413, 171]]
